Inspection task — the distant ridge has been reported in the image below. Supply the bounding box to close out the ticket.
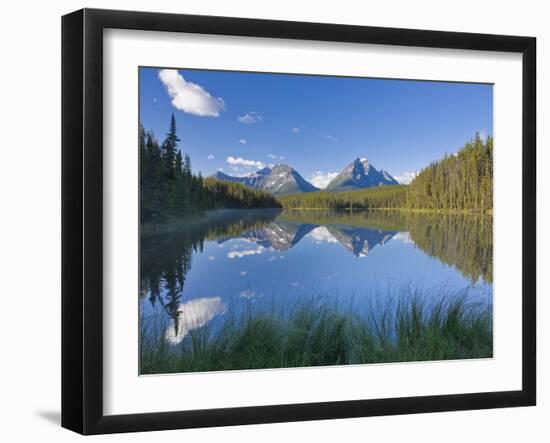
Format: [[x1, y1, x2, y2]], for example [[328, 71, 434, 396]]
[[212, 158, 398, 195], [212, 164, 318, 195]]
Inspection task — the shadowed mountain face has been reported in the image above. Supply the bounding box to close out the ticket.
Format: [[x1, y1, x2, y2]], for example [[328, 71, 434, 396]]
[[326, 158, 399, 191], [212, 164, 318, 195]]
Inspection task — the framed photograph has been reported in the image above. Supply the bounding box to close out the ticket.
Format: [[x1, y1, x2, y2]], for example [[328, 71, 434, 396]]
[[62, 8, 536, 435]]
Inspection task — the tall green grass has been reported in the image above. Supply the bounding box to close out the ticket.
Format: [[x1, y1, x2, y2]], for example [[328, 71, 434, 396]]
[[140, 291, 492, 374]]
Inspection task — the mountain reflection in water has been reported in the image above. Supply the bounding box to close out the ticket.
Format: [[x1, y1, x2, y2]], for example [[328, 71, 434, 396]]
[[220, 220, 396, 257], [140, 209, 493, 348]]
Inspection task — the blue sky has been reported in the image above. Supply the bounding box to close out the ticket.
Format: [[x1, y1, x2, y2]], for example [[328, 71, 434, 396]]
[[139, 67, 493, 187]]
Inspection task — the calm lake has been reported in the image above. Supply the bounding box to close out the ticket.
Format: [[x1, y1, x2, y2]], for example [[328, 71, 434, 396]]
[[140, 209, 493, 350]]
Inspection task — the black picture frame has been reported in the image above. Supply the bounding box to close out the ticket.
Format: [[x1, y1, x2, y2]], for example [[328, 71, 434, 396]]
[[62, 8, 536, 435]]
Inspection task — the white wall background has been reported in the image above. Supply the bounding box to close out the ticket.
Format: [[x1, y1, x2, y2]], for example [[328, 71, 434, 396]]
[[0, 0, 546, 441]]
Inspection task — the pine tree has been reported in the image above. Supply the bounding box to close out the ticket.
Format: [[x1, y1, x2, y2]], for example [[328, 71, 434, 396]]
[[162, 113, 180, 179]]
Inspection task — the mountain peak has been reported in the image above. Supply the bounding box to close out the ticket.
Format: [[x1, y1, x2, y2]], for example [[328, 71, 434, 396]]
[[271, 163, 294, 173], [326, 157, 398, 191], [353, 157, 370, 170]]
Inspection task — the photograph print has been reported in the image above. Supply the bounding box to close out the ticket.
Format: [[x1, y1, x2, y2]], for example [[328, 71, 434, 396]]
[[139, 67, 493, 375]]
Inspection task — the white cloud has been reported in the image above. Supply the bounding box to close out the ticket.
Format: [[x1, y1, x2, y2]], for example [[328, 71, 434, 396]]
[[227, 156, 265, 169], [207, 154, 214, 160], [158, 69, 225, 117], [207, 256, 216, 260], [267, 154, 277, 159], [238, 112, 263, 124], [239, 139, 247, 144], [228, 247, 264, 259], [268, 154, 285, 161], [395, 171, 418, 184], [291, 127, 300, 133], [280, 155, 285, 160], [309, 171, 339, 189], [240, 271, 248, 276], [152, 97, 158, 103]]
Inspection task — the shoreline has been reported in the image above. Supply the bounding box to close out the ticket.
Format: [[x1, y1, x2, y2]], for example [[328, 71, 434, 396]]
[[141, 206, 492, 234], [141, 207, 283, 235], [277, 207, 493, 215]]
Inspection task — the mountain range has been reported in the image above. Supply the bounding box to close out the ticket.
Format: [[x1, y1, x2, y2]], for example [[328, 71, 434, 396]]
[[212, 164, 318, 195], [212, 157, 398, 195]]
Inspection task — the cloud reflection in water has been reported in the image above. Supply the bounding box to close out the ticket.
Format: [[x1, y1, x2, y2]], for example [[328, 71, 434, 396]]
[[165, 297, 226, 345]]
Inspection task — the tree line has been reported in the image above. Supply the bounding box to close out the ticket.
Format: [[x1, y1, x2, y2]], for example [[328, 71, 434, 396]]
[[407, 133, 493, 210], [278, 133, 493, 212], [140, 114, 281, 224], [277, 185, 408, 210]]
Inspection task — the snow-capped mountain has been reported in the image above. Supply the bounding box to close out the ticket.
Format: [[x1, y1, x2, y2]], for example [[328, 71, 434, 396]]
[[326, 158, 399, 191], [212, 164, 318, 195], [212, 167, 271, 187]]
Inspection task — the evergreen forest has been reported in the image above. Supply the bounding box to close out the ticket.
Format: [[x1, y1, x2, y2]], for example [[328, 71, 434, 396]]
[[140, 115, 281, 224]]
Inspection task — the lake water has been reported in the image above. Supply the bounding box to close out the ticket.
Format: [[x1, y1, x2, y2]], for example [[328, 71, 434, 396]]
[[140, 209, 492, 349]]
